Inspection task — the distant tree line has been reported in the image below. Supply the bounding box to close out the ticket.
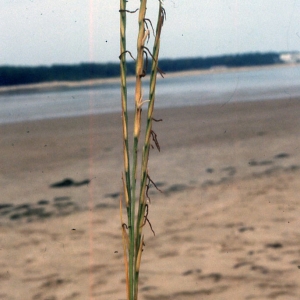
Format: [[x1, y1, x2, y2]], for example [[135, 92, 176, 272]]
[[0, 52, 281, 87], [158, 52, 281, 72]]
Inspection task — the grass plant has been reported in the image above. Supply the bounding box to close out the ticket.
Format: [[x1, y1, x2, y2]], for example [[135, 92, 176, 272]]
[[119, 1, 166, 299]]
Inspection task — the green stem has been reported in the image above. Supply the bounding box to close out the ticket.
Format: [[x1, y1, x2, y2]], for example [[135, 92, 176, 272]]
[[120, 1, 132, 300], [135, 3, 164, 298], [137, 1, 164, 248], [130, 1, 147, 298], [120, 0, 131, 209]]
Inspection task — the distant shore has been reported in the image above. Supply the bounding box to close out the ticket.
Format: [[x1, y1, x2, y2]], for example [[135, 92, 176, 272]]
[[0, 63, 298, 95]]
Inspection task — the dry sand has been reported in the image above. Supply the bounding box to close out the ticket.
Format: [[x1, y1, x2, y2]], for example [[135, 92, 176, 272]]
[[1, 98, 300, 299]]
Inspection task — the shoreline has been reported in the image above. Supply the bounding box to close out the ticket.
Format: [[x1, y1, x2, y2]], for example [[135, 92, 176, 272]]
[[0, 62, 298, 95], [1, 94, 300, 127]]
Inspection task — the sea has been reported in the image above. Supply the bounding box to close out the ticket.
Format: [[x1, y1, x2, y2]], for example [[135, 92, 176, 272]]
[[1, 64, 300, 124]]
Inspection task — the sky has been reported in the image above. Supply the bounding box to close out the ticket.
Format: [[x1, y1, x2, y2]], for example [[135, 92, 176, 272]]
[[2, 0, 300, 66]]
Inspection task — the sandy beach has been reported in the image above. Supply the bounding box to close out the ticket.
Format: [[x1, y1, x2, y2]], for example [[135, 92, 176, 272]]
[[1, 97, 300, 299]]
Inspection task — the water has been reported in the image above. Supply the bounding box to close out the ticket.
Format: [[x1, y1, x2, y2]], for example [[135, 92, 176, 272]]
[[1, 64, 300, 124]]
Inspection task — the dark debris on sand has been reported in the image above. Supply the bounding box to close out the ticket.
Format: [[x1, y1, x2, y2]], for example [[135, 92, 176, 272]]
[[50, 178, 90, 188]]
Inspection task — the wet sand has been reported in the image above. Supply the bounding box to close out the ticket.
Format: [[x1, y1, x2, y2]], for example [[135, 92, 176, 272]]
[[1, 98, 300, 299]]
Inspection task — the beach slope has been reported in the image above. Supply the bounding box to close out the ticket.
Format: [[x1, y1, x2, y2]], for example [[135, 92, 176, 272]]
[[1, 98, 300, 299]]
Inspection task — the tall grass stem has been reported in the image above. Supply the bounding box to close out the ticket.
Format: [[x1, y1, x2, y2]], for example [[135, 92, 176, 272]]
[[119, 1, 165, 299]]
